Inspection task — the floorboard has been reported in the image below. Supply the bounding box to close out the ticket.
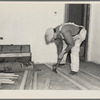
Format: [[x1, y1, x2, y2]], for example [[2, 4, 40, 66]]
[[0, 61, 100, 90]]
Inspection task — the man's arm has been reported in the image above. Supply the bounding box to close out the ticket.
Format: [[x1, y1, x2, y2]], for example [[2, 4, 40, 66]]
[[58, 28, 75, 59], [54, 39, 63, 66], [63, 31, 75, 54]]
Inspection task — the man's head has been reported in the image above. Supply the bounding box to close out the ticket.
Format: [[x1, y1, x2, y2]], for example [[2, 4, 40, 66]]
[[45, 28, 57, 44]]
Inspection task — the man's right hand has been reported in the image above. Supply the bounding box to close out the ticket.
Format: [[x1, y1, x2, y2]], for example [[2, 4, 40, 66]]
[[53, 62, 59, 67], [53, 63, 58, 66]]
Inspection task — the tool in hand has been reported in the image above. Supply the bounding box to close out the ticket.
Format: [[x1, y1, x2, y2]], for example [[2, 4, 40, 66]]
[[52, 58, 62, 73]]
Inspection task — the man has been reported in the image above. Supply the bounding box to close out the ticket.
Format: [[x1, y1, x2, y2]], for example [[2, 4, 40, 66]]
[[45, 22, 87, 75]]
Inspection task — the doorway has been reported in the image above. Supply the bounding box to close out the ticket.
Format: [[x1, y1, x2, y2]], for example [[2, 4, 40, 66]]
[[64, 4, 90, 61]]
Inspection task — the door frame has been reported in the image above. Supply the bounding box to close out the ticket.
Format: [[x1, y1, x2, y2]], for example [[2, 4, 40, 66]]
[[64, 4, 90, 61]]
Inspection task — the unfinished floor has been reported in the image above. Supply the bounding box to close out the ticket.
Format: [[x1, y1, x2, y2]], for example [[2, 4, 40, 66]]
[[0, 60, 100, 90]]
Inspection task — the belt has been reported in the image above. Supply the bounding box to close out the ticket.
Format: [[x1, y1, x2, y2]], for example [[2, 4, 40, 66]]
[[72, 27, 83, 37], [77, 27, 83, 35]]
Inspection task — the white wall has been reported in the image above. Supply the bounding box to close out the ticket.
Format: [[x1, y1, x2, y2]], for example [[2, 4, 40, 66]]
[[0, 2, 65, 63], [87, 3, 100, 64]]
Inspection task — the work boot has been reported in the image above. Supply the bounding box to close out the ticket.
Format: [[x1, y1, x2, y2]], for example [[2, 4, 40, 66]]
[[69, 71, 77, 75]]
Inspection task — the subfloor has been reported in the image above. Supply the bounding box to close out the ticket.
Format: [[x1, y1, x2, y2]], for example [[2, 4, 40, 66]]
[[0, 60, 100, 90], [34, 61, 100, 90]]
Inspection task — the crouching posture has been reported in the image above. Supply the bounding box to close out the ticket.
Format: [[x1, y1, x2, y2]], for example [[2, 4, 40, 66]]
[[45, 22, 87, 75]]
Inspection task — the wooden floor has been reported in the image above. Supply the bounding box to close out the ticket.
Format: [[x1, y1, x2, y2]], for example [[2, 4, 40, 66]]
[[0, 62, 34, 90], [0, 61, 100, 90], [35, 61, 100, 90]]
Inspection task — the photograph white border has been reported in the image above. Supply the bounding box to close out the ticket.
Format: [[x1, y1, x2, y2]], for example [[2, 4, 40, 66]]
[[0, 1, 100, 99]]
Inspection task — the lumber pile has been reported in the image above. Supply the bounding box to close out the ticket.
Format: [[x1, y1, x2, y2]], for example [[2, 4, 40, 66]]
[[0, 61, 39, 90], [0, 73, 19, 88]]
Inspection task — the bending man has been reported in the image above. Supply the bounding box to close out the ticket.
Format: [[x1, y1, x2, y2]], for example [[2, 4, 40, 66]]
[[45, 22, 87, 75]]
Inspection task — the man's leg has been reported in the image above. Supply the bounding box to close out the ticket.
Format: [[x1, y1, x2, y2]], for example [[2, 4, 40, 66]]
[[70, 28, 87, 74], [70, 42, 80, 73]]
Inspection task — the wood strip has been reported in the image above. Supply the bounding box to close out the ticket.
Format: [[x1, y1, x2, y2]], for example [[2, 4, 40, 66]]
[[0, 73, 14, 75], [0, 75, 18, 77], [32, 72, 37, 90], [19, 70, 28, 90], [25, 70, 31, 90], [78, 71, 100, 89], [25, 70, 33, 90], [0, 81, 13, 84], [0, 53, 31, 57], [58, 67, 100, 90], [0, 77, 17, 79], [43, 79, 50, 90], [45, 64, 88, 90], [0, 73, 19, 77], [0, 79, 12, 81], [24, 64, 34, 90], [0, 81, 14, 84], [0, 79, 14, 84], [28, 71, 33, 90], [80, 69, 100, 81], [28, 80, 33, 90]]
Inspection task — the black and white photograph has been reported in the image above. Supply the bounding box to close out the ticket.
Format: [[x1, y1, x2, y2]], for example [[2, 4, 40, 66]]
[[0, 1, 100, 99]]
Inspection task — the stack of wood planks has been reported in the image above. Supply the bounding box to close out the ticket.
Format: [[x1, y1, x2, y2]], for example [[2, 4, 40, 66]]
[[0, 73, 19, 88]]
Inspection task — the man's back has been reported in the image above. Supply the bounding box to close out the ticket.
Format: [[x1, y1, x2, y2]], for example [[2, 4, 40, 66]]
[[59, 23, 80, 36]]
